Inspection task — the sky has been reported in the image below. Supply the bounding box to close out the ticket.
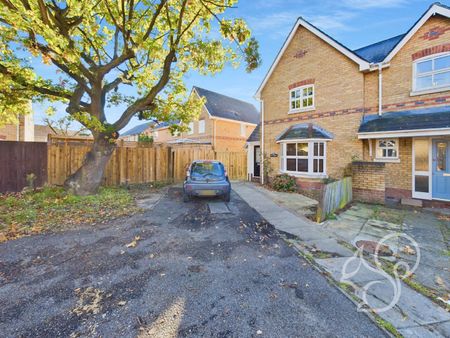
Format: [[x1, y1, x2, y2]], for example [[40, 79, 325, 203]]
[[32, 0, 440, 133]]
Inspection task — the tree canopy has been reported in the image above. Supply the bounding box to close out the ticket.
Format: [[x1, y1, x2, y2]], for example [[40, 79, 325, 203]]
[[0, 0, 261, 135]]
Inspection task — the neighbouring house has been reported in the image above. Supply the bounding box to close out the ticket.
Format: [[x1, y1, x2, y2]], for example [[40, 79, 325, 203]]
[[0, 114, 34, 142], [179, 86, 259, 151], [254, 3, 450, 206], [120, 86, 260, 151], [120, 121, 177, 143]]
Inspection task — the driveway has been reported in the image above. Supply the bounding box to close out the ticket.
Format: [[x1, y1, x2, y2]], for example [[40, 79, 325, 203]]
[[0, 188, 384, 337]]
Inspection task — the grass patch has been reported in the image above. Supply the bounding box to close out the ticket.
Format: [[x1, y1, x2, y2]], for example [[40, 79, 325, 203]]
[[0, 186, 139, 241], [374, 315, 403, 338]]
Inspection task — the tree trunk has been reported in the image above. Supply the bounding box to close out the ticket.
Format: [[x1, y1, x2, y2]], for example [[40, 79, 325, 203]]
[[64, 136, 115, 195]]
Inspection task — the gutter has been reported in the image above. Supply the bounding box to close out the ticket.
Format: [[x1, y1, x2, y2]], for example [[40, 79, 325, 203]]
[[378, 63, 383, 116], [260, 100, 265, 185]]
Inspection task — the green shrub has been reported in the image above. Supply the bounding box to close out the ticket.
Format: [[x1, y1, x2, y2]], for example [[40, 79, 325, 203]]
[[138, 133, 153, 144], [271, 174, 297, 192]]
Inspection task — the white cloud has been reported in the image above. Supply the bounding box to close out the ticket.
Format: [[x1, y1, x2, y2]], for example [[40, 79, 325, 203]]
[[306, 12, 356, 31], [341, 0, 407, 9]]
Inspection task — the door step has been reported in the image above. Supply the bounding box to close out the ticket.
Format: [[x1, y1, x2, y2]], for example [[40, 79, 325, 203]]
[[401, 198, 423, 207]]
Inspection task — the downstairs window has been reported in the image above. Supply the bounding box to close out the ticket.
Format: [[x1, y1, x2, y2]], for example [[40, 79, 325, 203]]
[[280, 141, 326, 176]]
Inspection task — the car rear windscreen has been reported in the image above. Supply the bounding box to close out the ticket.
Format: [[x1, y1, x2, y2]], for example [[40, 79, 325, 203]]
[[191, 162, 225, 178]]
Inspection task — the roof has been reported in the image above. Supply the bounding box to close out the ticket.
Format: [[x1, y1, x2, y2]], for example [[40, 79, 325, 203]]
[[166, 138, 210, 144], [193, 87, 260, 124], [359, 106, 450, 133], [353, 34, 406, 63], [246, 123, 260, 142], [276, 123, 333, 141], [121, 122, 155, 137], [255, 3, 450, 99]]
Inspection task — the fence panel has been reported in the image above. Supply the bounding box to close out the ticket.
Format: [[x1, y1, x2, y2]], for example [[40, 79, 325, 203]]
[[47, 136, 170, 186], [317, 177, 352, 222], [0, 141, 47, 193]]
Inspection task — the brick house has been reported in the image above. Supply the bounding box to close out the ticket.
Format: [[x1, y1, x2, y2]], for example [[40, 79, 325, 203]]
[[254, 3, 450, 206], [0, 114, 34, 142], [121, 86, 259, 151]]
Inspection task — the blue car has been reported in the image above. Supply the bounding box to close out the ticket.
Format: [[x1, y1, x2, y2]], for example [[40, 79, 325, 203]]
[[183, 160, 231, 202]]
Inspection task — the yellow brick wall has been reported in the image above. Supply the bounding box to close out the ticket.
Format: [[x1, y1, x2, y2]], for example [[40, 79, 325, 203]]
[[365, 15, 450, 109], [261, 15, 450, 196], [261, 26, 365, 178]]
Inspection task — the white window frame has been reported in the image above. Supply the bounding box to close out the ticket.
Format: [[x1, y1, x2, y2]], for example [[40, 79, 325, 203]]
[[412, 52, 450, 94], [412, 138, 432, 200], [240, 123, 246, 137], [289, 84, 315, 113], [375, 138, 399, 162], [279, 140, 327, 178], [198, 120, 205, 134], [187, 122, 194, 135], [153, 130, 159, 139]]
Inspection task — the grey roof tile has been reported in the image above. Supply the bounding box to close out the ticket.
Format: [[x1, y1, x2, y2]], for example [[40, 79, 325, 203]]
[[277, 123, 333, 141], [353, 34, 406, 63], [246, 123, 260, 142], [194, 86, 259, 124], [359, 106, 450, 133]]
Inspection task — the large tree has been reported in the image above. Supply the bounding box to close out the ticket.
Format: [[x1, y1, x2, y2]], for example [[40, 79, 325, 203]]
[[0, 0, 260, 195]]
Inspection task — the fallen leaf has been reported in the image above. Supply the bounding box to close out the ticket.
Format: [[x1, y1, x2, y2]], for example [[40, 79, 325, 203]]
[[118, 300, 127, 306], [401, 245, 416, 255], [256, 330, 262, 335], [435, 276, 446, 288], [125, 236, 141, 248]]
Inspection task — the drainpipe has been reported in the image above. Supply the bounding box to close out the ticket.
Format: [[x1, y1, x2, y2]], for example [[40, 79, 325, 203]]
[[260, 100, 265, 185], [378, 63, 383, 116]]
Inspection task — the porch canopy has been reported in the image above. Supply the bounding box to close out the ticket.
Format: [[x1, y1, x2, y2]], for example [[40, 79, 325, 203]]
[[358, 106, 450, 139], [276, 123, 333, 142]]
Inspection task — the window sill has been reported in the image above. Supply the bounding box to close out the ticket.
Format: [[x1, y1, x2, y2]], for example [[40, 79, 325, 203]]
[[374, 158, 400, 163], [410, 86, 450, 96], [288, 107, 316, 115], [280, 170, 327, 179]]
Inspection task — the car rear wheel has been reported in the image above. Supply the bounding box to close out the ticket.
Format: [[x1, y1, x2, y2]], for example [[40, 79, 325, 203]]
[[223, 191, 230, 202], [183, 192, 191, 202]]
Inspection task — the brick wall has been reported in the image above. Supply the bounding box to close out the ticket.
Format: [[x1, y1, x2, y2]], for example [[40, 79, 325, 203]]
[[260, 13, 450, 200], [261, 25, 365, 179], [352, 162, 386, 204]]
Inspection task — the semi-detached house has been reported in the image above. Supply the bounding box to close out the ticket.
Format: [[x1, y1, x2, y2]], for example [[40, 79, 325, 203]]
[[250, 3, 450, 206]]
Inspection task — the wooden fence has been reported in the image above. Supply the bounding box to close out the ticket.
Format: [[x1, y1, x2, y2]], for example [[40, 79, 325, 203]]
[[0, 141, 47, 193], [47, 136, 247, 187], [316, 177, 352, 222]]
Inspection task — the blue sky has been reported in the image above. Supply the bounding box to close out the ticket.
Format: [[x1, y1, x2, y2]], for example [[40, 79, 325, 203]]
[[32, 0, 440, 133]]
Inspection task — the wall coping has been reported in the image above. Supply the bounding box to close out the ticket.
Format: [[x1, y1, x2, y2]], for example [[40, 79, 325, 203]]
[[352, 161, 385, 167]]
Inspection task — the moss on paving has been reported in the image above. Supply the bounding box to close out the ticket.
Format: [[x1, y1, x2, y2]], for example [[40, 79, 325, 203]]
[[0, 186, 139, 241]]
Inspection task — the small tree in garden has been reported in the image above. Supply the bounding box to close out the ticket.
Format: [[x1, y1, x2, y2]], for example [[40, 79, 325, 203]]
[[0, 0, 260, 195]]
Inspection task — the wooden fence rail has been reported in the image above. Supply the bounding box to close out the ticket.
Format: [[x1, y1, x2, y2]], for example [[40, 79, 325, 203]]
[[46, 136, 247, 187], [316, 177, 352, 222]]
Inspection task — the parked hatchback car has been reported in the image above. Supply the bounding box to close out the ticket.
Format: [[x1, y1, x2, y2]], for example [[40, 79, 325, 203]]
[[183, 160, 231, 202]]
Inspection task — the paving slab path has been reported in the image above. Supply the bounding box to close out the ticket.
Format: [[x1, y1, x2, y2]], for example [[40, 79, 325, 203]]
[[233, 182, 450, 338]]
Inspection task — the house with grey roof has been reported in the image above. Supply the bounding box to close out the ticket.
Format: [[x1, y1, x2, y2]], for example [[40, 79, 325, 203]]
[[176, 86, 259, 151], [252, 2, 450, 206]]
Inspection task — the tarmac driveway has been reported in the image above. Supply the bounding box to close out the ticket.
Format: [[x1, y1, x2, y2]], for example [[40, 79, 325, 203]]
[[0, 188, 384, 337]]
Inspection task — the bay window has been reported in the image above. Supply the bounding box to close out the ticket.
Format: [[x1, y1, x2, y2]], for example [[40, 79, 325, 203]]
[[281, 141, 326, 176]]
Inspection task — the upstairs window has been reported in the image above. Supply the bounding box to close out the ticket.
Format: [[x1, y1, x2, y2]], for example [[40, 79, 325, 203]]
[[198, 120, 205, 134], [188, 122, 194, 135], [240, 123, 246, 137], [414, 53, 450, 91], [289, 85, 314, 112]]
